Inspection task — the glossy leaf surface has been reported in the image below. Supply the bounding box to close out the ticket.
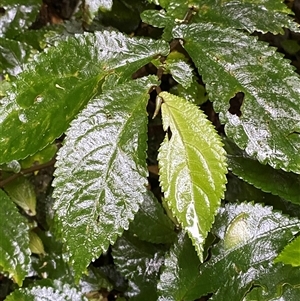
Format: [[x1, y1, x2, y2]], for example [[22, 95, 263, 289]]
[[53, 77, 158, 280], [0, 189, 31, 286], [158, 92, 227, 261], [224, 138, 300, 205], [274, 235, 300, 267], [173, 23, 300, 173], [0, 31, 169, 164], [5, 280, 87, 301], [112, 233, 164, 301], [129, 191, 176, 244], [183, 202, 300, 300], [157, 232, 201, 301]]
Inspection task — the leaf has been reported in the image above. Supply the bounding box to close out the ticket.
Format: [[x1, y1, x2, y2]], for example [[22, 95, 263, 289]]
[[274, 235, 300, 267], [224, 138, 300, 205], [197, 0, 299, 34], [5, 279, 88, 301], [29, 231, 46, 255], [0, 31, 169, 164], [0, 189, 31, 286], [0, 3, 40, 39], [112, 233, 165, 301], [52, 76, 158, 280], [0, 38, 37, 76], [3, 175, 37, 216], [182, 202, 300, 300], [83, 0, 113, 24], [157, 232, 202, 301], [158, 92, 227, 261], [128, 191, 176, 244], [173, 23, 300, 173]]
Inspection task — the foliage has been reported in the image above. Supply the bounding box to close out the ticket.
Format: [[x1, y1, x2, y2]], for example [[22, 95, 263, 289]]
[[0, 0, 300, 300]]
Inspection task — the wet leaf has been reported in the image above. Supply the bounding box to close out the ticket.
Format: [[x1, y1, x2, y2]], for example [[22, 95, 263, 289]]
[[3, 175, 37, 216], [112, 233, 165, 301], [274, 235, 300, 267], [5, 279, 87, 301], [0, 189, 31, 286], [129, 191, 176, 244], [182, 202, 300, 300], [83, 0, 113, 24], [52, 77, 158, 280], [157, 232, 202, 301], [224, 138, 300, 205], [173, 23, 300, 173], [158, 92, 227, 261], [0, 31, 169, 164]]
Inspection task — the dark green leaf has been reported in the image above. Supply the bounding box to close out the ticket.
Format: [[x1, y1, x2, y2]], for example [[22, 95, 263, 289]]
[[158, 92, 227, 261], [0, 31, 169, 164], [197, 0, 299, 34], [183, 202, 300, 299], [129, 191, 176, 244], [112, 233, 164, 301], [5, 279, 87, 301], [224, 138, 300, 205], [173, 23, 300, 173], [0, 38, 37, 76], [157, 232, 201, 301], [0, 189, 31, 286], [274, 235, 300, 267], [52, 76, 158, 280]]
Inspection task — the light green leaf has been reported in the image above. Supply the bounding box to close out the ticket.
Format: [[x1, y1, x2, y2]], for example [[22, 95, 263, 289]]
[[3, 175, 37, 216], [224, 138, 300, 205], [52, 76, 158, 280], [129, 191, 176, 244], [274, 235, 300, 267], [157, 232, 201, 301], [198, 0, 299, 34], [158, 92, 227, 261], [5, 280, 87, 301], [0, 31, 169, 164], [182, 202, 300, 300], [0, 189, 31, 286], [112, 233, 164, 301], [173, 23, 300, 173]]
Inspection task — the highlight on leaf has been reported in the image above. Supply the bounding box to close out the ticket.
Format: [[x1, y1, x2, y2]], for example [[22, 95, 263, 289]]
[[157, 91, 227, 261]]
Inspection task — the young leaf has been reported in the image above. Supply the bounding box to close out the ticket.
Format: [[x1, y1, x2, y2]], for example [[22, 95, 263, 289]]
[[173, 23, 300, 173], [112, 233, 165, 301], [158, 92, 227, 261], [5, 279, 87, 301], [157, 232, 202, 301], [129, 191, 176, 244], [183, 202, 300, 300], [52, 76, 158, 280], [274, 235, 300, 267], [0, 189, 31, 286], [0, 31, 169, 164], [224, 138, 300, 205]]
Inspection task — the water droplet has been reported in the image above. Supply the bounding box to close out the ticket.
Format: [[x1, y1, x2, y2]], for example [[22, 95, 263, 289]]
[[19, 113, 28, 123]]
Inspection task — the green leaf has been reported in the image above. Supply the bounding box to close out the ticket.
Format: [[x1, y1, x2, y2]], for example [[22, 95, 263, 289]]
[[3, 175, 37, 216], [173, 23, 300, 173], [83, 0, 113, 24], [224, 138, 300, 205], [157, 232, 202, 301], [52, 76, 158, 280], [0, 3, 40, 39], [197, 0, 299, 34], [0, 38, 37, 76], [129, 191, 176, 244], [158, 92, 227, 261], [0, 189, 31, 286], [5, 279, 87, 301], [183, 202, 300, 300], [0, 31, 169, 164], [112, 233, 165, 301], [274, 235, 300, 267]]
